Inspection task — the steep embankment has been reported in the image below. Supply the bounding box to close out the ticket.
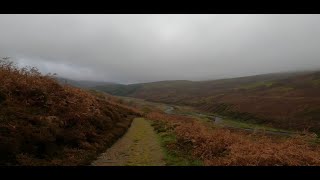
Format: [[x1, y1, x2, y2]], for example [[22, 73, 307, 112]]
[[96, 71, 320, 132], [0, 59, 140, 165]]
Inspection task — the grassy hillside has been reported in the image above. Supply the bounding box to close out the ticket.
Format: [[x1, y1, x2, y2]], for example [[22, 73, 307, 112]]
[[0, 59, 140, 165], [95, 83, 143, 96], [96, 71, 320, 132]]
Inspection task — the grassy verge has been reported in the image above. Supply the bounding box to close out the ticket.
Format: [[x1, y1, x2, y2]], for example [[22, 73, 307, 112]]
[[173, 105, 296, 134], [219, 117, 293, 132], [149, 120, 203, 166]]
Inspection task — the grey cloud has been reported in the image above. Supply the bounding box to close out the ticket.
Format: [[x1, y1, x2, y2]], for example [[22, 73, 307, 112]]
[[0, 14, 320, 83]]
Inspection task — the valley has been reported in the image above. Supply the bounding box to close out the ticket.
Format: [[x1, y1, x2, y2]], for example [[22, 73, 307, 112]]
[[95, 71, 320, 133], [118, 96, 301, 137]]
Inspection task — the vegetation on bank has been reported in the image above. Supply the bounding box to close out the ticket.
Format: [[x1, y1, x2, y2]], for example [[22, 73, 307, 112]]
[[150, 120, 203, 166], [171, 105, 295, 134], [0, 58, 140, 165], [146, 112, 320, 166]]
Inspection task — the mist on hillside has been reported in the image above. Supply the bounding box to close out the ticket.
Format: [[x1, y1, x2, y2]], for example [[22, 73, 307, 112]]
[[1, 14, 320, 83]]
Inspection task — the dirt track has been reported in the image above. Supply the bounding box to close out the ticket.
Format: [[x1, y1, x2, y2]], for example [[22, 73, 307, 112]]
[[92, 118, 165, 166]]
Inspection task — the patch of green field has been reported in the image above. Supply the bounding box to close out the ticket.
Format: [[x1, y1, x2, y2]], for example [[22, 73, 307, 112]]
[[173, 105, 294, 133], [312, 79, 320, 86], [220, 118, 292, 132], [238, 81, 274, 90], [182, 111, 290, 133], [188, 109, 290, 133], [272, 86, 294, 92]]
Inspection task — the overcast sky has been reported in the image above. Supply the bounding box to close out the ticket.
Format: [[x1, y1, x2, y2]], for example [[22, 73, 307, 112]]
[[0, 14, 320, 84]]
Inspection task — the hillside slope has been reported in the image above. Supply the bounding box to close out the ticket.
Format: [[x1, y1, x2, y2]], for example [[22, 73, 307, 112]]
[[55, 77, 114, 89], [96, 71, 320, 132], [0, 59, 140, 165]]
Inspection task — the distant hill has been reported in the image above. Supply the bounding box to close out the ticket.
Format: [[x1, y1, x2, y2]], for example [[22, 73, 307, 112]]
[[96, 71, 320, 132], [94, 83, 142, 96], [94, 71, 311, 100], [55, 77, 115, 89]]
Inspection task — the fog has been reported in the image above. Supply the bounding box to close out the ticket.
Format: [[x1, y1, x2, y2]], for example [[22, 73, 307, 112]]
[[0, 14, 320, 84]]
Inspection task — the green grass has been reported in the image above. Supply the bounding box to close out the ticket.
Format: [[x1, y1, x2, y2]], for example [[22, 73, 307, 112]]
[[238, 81, 274, 90], [220, 118, 291, 132], [185, 112, 290, 133], [276, 86, 294, 92], [195, 111, 295, 133], [312, 79, 320, 86], [173, 105, 295, 134], [150, 120, 203, 166]]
